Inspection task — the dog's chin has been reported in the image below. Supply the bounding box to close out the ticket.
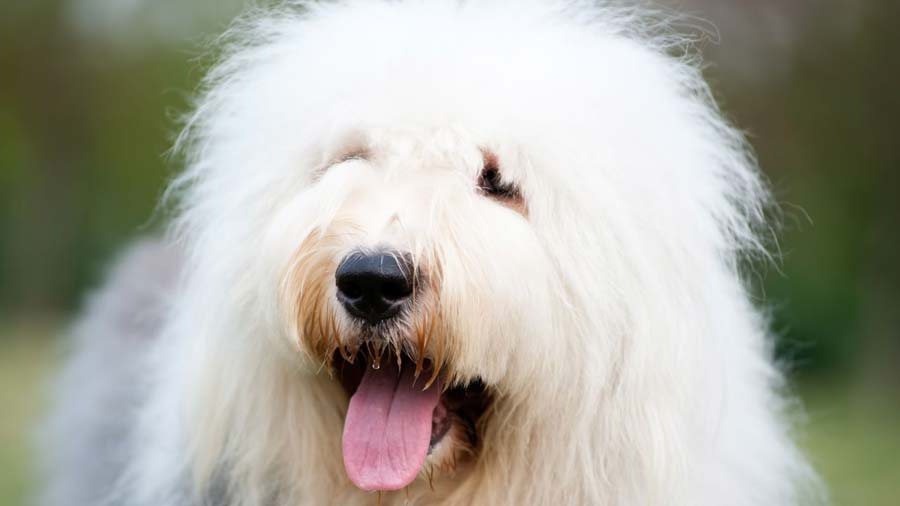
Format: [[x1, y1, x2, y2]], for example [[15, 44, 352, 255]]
[[331, 340, 492, 491]]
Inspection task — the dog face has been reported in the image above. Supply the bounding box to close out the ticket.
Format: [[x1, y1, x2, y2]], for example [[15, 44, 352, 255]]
[[180, 3, 722, 492], [170, 2, 784, 502], [272, 128, 565, 490]]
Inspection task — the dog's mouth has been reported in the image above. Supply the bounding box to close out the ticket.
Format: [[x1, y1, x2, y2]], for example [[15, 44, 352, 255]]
[[333, 347, 491, 491]]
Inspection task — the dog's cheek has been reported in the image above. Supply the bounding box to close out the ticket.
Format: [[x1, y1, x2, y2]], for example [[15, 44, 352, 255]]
[[258, 188, 355, 359], [437, 215, 559, 387]]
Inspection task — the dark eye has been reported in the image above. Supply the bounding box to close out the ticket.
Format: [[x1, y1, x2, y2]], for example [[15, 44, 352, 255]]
[[476, 150, 526, 214], [478, 160, 520, 200]]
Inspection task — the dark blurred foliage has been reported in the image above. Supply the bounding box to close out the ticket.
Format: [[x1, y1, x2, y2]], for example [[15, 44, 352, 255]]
[[707, 1, 900, 382], [0, 0, 897, 384], [1, 1, 198, 312]]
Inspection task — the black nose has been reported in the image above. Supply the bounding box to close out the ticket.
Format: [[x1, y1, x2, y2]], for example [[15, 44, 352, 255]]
[[335, 252, 414, 324]]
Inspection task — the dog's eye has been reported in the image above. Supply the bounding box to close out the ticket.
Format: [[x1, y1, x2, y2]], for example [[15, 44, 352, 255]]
[[478, 166, 520, 200], [476, 150, 526, 214]]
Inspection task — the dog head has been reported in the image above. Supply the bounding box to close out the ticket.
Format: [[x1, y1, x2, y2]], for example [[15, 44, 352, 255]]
[[171, 1, 771, 502]]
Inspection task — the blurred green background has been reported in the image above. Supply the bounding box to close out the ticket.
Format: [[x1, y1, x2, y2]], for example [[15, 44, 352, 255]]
[[1, 1, 897, 505]]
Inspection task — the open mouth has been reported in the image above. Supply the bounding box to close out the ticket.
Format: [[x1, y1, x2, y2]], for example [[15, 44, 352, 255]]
[[333, 347, 491, 491]]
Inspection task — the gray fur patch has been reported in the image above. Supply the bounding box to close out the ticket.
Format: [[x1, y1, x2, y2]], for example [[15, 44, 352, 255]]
[[40, 238, 182, 506]]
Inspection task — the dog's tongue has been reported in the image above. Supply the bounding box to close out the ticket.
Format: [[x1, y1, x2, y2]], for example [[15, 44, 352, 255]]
[[342, 360, 442, 491]]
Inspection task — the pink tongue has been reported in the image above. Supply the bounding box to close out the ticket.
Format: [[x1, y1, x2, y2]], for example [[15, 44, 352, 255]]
[[342, 360, 442, 491]]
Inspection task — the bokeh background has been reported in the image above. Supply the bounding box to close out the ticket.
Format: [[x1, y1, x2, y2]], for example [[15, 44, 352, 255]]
[[1, 0, 898, 504]]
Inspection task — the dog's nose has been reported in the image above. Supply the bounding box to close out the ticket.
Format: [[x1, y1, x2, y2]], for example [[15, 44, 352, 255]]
[[335, 252, 413, 324]]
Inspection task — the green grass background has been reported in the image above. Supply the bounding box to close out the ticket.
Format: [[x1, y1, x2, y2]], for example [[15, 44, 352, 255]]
[[0, 322, 57, 506]]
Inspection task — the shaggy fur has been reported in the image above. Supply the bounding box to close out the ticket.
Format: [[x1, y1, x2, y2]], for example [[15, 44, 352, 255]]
[[42, 1, 821, 505]]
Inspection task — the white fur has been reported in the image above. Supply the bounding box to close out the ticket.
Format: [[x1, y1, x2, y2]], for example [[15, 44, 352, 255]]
[[43, 1, 822, 505]]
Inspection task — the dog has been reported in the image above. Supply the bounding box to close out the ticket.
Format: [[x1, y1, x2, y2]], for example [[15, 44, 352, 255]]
[[41, 1, 822, 505]]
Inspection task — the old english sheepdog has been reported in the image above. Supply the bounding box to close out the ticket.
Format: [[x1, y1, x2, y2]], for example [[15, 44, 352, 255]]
[[42, 1, 821, 505]]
